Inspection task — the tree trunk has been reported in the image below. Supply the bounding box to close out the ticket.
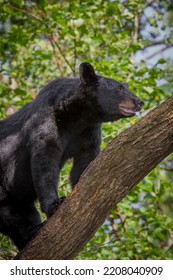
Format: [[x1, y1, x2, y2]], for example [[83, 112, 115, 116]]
[[15, 97, 173, 260]]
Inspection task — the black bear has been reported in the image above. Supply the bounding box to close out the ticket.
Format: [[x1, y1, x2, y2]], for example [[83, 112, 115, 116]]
[[0, 62, 143, 250]]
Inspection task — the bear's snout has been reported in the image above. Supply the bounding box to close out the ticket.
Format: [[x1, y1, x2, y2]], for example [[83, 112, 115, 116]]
[[119, 98, 144, 117], [134, 98, 144, 111]]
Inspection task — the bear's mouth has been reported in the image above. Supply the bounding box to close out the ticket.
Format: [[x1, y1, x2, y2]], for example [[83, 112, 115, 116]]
[[119, 105, 137, 116]]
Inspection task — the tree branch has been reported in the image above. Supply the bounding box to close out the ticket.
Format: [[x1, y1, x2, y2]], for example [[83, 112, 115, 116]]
[[8, 3, 75, 74], [145, 45, 173, 60], [15, 97, 173, 260], [8, 4, 42, 22], [142, 42, 173, 50]]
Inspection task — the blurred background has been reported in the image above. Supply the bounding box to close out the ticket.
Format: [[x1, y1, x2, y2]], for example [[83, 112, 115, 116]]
[[0, 0, 173, 259]]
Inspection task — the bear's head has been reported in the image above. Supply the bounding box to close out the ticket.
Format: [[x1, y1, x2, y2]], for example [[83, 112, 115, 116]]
[[79, 62, 144, 122]]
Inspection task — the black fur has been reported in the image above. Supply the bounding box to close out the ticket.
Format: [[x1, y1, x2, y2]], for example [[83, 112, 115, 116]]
[[0, 63, 143, 249]]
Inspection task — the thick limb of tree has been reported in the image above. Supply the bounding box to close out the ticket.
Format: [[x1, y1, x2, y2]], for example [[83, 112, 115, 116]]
[[15, 97, 173, 260]]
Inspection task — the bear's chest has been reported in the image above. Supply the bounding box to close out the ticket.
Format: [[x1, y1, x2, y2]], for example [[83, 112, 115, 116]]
[[59, 129, 87, 164]]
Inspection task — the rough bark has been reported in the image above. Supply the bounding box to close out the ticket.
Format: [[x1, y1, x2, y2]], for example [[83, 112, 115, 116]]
[[15, 97, 173, 260]]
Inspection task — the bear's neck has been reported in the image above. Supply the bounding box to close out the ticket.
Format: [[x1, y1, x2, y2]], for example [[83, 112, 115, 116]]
[[55, 93, 103, 131]]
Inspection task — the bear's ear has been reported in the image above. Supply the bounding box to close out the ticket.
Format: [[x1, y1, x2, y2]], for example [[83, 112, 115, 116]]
[[79, 62, 98, 84], [123, 82, 129, 88]]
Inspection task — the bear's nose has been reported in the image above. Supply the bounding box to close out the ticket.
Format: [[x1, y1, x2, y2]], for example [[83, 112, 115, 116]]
[[135, 99, 144, 109]]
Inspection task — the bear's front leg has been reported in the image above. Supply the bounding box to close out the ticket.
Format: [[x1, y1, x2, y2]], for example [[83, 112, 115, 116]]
[[70, 125, 101, 188], [31, 144, 63, 218]]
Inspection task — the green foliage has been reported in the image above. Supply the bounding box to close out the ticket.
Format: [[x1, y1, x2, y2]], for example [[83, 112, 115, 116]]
[[0, 0, 172, 259]]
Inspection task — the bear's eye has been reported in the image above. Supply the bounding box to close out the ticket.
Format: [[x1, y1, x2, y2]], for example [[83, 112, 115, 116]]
[[119, 85, 124, 91]]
